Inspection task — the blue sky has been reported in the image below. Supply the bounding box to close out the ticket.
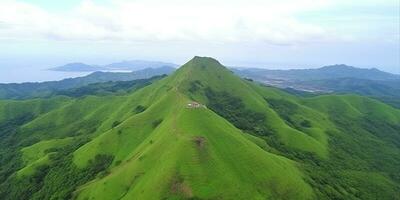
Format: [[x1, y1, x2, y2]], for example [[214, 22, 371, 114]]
[[0, 0, 399, 82]]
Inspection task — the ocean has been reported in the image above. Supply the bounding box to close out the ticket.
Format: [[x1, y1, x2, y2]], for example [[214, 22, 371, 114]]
[[0, 67, 92, 84]]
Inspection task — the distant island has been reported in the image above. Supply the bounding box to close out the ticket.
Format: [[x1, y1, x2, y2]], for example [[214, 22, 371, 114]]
[[50, 63, 107, 72], [49, 60, 178, 72]]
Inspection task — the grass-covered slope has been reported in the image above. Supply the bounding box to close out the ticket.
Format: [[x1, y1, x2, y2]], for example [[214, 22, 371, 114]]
[[0, 57, 399, 200], [75, 90, 314, 200]]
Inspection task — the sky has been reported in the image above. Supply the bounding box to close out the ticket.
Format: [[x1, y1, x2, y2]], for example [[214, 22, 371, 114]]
[[0, 0, 399, 82]]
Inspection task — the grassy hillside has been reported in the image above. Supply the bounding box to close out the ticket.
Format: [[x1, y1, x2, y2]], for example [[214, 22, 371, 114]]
[[0, 57, 399, 200], [75, 90, 313, 200]]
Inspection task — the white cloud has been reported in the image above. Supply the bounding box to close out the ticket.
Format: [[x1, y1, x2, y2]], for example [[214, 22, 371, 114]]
[[0, 0, 362, 44]]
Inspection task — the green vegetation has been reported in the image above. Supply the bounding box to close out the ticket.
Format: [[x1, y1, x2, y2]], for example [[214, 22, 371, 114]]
[[55, 75, 164, 97], [0, 57, 399, 199], [134, 105, 147, 113], [205, 87, 271, 136], [1, 138, 114, 200]]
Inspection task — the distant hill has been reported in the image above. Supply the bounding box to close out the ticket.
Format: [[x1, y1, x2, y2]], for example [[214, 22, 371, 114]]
[[234, 64, 400, 81], [49, 60, 178, 72], [104, 60, 179, 71], [233, 65, 400, 108], [0, 66, 175, 99], [50, 62, 107, 72], [74, 66, 175, 82], [300, 78, 400, 97]]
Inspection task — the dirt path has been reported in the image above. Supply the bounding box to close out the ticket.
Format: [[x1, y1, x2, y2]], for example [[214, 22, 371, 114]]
[[170, 66, 194, 136]]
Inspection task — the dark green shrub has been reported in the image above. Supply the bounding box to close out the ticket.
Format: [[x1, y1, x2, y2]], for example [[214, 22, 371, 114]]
[[134, 105, 146, 114], [188, 80, 203, 93], [152, 119, 163, 128], [300, 120, 312, 128], [112, 121, 121, 128]]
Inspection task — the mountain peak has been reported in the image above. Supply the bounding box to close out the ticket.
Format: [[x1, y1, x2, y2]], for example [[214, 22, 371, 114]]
[[167, 57, 239, 95], [174, 57, 229, 78], [187, 56, 222, 66], [179, 56, 225, 71]]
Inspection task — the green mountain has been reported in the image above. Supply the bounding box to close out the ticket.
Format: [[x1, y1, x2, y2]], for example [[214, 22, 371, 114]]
[[0, 57, 399, 200]]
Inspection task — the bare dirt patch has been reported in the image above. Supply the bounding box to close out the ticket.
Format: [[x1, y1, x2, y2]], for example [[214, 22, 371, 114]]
[[170, 175, 193, 198], [193, 136, 206, 149]]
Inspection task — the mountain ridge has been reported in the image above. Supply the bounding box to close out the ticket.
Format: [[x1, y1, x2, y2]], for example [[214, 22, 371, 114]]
[[0, 66, 175, 99], [234, 64, 400, 81]]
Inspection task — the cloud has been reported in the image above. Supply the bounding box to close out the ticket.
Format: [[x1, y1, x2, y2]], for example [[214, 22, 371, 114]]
[[0, 0, 386, 45]]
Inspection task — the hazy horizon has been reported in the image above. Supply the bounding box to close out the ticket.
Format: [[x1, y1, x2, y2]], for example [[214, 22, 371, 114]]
[[0, 56, 398, 84], [0, 0, 399, 83]]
